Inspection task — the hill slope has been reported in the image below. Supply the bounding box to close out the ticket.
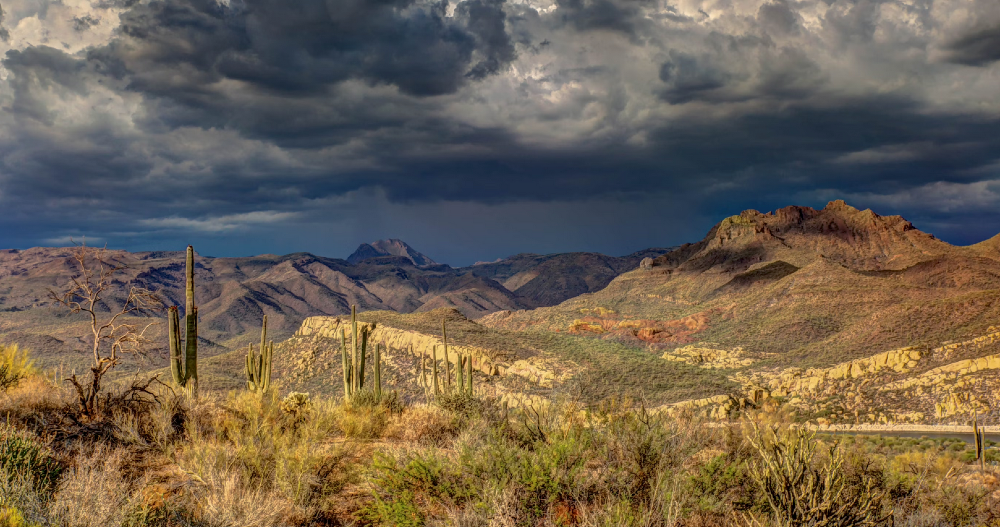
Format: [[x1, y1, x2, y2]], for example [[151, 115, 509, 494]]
[[482, 201, 1000, 367]]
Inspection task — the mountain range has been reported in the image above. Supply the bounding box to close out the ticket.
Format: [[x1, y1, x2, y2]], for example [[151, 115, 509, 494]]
[[0, 241, 671, 364]]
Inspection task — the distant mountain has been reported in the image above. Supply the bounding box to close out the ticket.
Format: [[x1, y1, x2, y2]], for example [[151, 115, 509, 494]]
[[462, 248, 674, 308], [482, 201, 1000, 367], [347, 239, 437, 266]]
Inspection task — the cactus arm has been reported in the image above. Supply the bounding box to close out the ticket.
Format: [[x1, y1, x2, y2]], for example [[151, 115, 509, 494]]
[[419, 346, 426, 388], [245, 343, 255, 391], [432, 345, 439, 396], [185, 246, 195, 314], [457, 353, 464, 393], [169, 306, 185, 386]]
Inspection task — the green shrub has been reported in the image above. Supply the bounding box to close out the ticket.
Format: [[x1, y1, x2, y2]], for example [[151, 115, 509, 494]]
[[744, 422, 891, 526], [0, 345, 35, 393], [0, 425, 61, 499]]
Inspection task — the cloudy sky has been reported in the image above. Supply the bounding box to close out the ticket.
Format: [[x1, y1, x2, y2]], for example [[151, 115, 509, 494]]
[[0, 0, 998, 265]]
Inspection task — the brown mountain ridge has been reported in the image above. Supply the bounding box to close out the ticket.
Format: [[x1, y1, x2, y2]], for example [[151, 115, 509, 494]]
[[482, 200, 1000, 368]]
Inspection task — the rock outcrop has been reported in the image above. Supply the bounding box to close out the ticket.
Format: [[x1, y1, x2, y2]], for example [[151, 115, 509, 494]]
[[662, 344, 757, 369], [295, 316, 505, 376]]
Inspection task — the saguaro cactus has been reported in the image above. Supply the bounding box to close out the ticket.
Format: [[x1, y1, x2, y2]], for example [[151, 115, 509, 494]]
[[974, 412, 986, 472], [443, 319, 452, 389], [170, 245, 198, 397], [246, 315, 274, 393], [374, 343, 383, 401], [340, 305, 378, 399]]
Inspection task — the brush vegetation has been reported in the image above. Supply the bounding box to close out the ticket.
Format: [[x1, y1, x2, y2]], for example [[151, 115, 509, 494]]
[[0, 345, 998, 527]]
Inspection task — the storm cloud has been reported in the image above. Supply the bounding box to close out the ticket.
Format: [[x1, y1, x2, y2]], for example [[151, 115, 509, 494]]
[[0, 0, 998, 264]]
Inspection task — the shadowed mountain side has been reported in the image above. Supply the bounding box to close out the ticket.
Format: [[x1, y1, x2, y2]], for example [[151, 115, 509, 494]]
[[481, 201, 1000, 368], [464, 248, 674, 308]]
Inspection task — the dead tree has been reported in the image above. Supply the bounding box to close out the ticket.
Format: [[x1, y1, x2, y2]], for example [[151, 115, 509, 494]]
[[49, 243, 163, 419]]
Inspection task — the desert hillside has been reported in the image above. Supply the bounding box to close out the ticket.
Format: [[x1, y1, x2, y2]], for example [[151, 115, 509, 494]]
[[482, 200, 1000, 366]]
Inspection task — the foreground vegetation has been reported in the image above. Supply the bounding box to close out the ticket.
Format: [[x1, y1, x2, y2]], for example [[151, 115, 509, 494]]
[[0, 345, 997, 527]]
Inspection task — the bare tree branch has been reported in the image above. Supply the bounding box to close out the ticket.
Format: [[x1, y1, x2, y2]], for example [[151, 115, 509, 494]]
[[47, 240, 165, 419]]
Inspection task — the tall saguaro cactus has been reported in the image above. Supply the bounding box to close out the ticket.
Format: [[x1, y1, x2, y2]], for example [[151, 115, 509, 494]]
[[170, 245, 198, 397], [340, 305, 379, 399], [246, 315, 274, 393]]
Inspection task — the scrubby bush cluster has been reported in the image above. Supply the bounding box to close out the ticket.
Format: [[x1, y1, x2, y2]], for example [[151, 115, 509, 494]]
[[0, 345, 999, 526]]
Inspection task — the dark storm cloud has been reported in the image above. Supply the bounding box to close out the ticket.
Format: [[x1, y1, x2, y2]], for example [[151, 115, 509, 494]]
[[553, 0, 653, 38], [91, 0, 514, 99], [0, 0, 999, 260], [943, 25, 1000, 66]]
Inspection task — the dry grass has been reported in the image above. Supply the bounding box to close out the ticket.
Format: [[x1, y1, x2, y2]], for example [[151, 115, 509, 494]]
[[48, 447, 147, 527], [0, 342, 999, 527]]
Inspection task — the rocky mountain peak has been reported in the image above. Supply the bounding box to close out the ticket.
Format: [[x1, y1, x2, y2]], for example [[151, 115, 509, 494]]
[[662, 200, 948, 273], [347, 239, 437, 266]]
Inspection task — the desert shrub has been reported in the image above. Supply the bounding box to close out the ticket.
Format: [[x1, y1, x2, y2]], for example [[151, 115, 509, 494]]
[[0, 424, 62, 500], [0, 345, 35, 393], [177, 390, 347, 513], [0, 469, 48, 527], [385, 404, 459, 446], [110, 382, 188, 451], [743, 422, 891, 527], [338, 399, 392, 440], [48, 447, 148, 527], [195, 468, 290, 527], [597, 403, 682, 504], [369, 400, 598, 527], [435, 391, 508, 433]]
